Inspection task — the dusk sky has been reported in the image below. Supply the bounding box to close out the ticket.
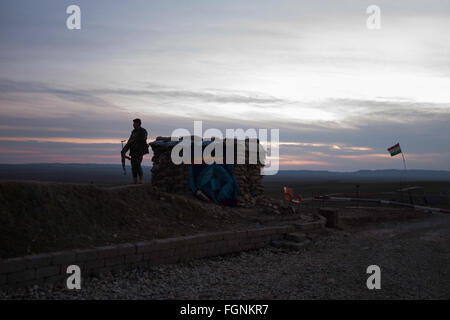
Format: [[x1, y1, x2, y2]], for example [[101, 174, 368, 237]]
[[0, 0, 449, 170]]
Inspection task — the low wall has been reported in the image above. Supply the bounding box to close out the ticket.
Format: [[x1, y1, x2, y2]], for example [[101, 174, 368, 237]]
[[0, 225, 295, 289]]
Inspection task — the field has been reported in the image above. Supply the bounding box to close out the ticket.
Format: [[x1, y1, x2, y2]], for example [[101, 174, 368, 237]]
[[0, 164, 449, 259]]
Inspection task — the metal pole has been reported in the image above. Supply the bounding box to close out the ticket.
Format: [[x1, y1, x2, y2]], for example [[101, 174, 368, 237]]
[[401, 152, 407, 175], [401, 151, 408, 187]]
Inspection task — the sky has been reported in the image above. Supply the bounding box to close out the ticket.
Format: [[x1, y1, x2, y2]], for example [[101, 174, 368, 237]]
[[0, 0, 449, 171]]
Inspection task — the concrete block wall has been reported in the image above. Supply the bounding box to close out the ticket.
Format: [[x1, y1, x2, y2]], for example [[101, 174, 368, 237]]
[[0, 225, 295, 289]]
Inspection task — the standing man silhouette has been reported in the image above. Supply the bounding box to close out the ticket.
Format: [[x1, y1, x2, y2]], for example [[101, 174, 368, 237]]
[[121, 119, 148, 184]]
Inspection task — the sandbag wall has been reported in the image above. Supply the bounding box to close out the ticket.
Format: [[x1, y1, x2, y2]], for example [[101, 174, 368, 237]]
[[150, 137, 190, 192], [149, 136, 265, 198]]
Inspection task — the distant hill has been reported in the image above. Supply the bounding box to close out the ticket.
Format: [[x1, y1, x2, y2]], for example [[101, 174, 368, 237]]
[[0, 163, 150, 184], [267, 169, 450, 182], [0, 163, 450, 183]]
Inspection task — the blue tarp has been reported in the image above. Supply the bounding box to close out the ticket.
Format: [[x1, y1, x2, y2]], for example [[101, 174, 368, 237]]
[[189, 163, 240, 205]]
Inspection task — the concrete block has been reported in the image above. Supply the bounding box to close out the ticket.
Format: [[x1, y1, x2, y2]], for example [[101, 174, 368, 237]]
[[105, 256, 124, 267], [269, 233, 284, 241], [24, 253, 53, 268], [293, 220, 324, 232], [136, 241, 157, 254], [152, 238, 182, 250], [44, 274, 66, 285], [164, 255, 179, 264], [0, 257, 26, 274], [117, 243, 136, 255], [36, 266, 60, 278], [202, 232, 227, 243], [234, 230, 248, 239], [85, 259, 105, 269], [97, 245, 118, 258], [74, 248, 99, 262], [177, 235, 203, 245], [247, 228, 265, 238], [125, 254, 143, 264], [12, 278, 45, 289], [8, 269, 36, 283], [319, 208, 340, 228], [214, 240, 228, 250], [50, 251, 76, 265], [222, 231, 238, 241], [228, 239, 241, 247], [173, 246, 192, 260]]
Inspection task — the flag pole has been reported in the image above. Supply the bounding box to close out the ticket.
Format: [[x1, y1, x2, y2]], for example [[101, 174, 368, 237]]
[[401, 149, 408, 185]]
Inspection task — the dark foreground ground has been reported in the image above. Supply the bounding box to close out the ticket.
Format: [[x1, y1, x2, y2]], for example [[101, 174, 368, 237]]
[[2, 212, 448, 299], [0, 181, 313, 259]]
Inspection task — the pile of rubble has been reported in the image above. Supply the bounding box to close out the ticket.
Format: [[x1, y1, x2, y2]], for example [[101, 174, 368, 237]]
[[237, 194, 293, 214]]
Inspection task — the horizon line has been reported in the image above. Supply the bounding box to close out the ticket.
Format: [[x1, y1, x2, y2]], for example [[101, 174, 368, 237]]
[[0, 162, 449, 173]]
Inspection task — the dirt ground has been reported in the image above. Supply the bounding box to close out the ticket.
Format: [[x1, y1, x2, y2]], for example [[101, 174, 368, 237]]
[[1, 211, 448, 299], [0, 181, 305, 259], [1, 179, 448, 299]]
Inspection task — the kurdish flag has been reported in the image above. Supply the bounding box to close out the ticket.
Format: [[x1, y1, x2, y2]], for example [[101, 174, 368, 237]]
[[387, 143, 402, 157]]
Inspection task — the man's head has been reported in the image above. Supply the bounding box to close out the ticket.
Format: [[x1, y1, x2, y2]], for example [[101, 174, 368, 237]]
[[133, 118, 141, 129]]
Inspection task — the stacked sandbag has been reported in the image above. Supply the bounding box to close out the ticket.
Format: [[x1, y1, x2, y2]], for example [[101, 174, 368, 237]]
[[233, 164, 264, 197], [234, 165, 249, 195], [149, 136, 265, 198], [150, 136, 190, 193], [248, 164, 264, 196]]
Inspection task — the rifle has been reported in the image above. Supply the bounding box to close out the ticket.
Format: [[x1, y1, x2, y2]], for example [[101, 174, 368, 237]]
[[120, 140, 131, 175]]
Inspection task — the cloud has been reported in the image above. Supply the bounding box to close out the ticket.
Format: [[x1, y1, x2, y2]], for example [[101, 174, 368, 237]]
[[327, 98, 450, 123], [278, 141, 373, 152], [5, 78, 449, 130], [0, 77, 289, 109], [0, 78, 119, 110], [90, 86, 289, 106], [0, 137, 121, 144]]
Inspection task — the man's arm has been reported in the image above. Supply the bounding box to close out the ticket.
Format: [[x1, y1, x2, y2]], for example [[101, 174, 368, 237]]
[[121, 132, 134, 154]]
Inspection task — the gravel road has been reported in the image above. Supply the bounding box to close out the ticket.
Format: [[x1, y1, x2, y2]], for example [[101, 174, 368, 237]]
[[1, 213, 449, 299]]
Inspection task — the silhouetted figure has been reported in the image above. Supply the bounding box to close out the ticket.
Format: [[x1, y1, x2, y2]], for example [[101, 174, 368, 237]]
[[121, 119, 148, 184]]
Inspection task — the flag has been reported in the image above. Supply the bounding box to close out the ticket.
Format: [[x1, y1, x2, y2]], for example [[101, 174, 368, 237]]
[[387, 143, 402, 157]]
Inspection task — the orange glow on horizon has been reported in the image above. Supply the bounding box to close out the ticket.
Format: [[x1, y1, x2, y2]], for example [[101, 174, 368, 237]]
[[0, 137, 127, 144], [279, 160, 334, 166]]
